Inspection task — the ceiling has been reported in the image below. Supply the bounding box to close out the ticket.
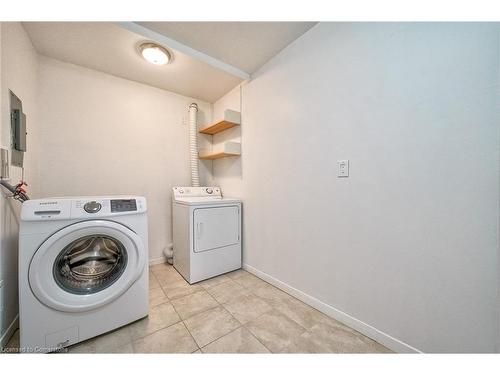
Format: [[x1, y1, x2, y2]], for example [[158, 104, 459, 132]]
[[23, 22, 317, 103], [137, 22, 317, 74]]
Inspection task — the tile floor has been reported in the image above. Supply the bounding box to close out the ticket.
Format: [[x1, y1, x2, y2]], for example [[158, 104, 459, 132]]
[[4, 264, 391, 354]]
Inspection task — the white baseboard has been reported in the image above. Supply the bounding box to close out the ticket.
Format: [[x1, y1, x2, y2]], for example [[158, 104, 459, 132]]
[[149, 256, 166, 266], [0, 314, 19, 349], [243, 263, 421, 354]]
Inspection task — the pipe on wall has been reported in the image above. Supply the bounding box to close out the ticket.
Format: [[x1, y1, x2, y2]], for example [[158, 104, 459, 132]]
[[188, 103, 200, 187]]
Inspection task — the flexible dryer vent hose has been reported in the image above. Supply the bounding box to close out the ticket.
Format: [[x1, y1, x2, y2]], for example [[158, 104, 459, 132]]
[[189, 103, 200, 187]]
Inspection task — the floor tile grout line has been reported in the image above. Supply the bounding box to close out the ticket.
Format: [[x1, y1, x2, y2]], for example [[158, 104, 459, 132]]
[[128, 300, 182, 346], [181, 305, 227, 349], [169, 299, 201, 351], [198, 323, 243, 352], [181, 303, 224, 325], [242, 326, 274, 353], [222, 274, 327, 352], [202, 278, 238, 296], [203, 272, 285, 349], [198, 274, 232, 289], [180, 320, 201, 352], [219, 298, 272, 353], [200, 279, 233, 291], [129, 317, 180, 345], [241, 308, 295, 354], [185, 301, 243, 351]]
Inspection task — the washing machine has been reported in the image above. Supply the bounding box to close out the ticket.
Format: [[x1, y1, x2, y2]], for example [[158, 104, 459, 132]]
[[172, 187, 241, 284], [18, 196, 148, 353]]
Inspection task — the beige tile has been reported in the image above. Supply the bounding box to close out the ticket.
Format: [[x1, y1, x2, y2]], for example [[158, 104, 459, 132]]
[[162, 278, 204, 300], [128, 302, 180, 340], [153, 266, 184, 282], [198, 274, 231, 289], [205, 279, 252, 304], [192, 349, 202, 354], [223, 294, 273, 324], [225, 269, 248, 280], [152, 263, 183, 281], [254, 283, 358, 332], [171, 290, 219, 320], [184, 306, 241, 347], [149, 287, 169, 307], [155, 269, 185, 288], [149, 271, 160, 290], [271, 297, 342, 330], [245, 310, 305, 353], [279, 335, 329, 353], [67, 325, 139, 354], [232, 273, 268, 290], [133, 322, 198, 353], [92, 325, 133, 353], [201, 327, 269, 353], [149, 262, 171, 273], [281, 323, 392, 353], [252, 284, 295, 307], [67, 340, 96, 353]]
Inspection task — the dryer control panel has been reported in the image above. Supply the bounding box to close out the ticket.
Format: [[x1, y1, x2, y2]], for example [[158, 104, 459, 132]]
[[172, 187, 221, 199]]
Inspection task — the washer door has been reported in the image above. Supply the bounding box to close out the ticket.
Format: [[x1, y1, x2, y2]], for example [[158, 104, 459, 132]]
[[29, 220, 145, 313]]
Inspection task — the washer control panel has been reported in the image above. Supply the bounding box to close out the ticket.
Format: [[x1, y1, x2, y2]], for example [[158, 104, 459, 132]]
[[84, 201, 102, 213], [21, 196, 147, 221], [111, 199, 137, 213]]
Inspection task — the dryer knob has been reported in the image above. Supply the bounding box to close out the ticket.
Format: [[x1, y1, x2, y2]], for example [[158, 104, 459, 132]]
[[84, 201, 102, 213], [206, 188, 213, 194]]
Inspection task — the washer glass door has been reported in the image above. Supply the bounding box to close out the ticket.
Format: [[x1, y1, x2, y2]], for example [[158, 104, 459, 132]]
[[29, 220, 145, 313], [54, 235, 128, 295]]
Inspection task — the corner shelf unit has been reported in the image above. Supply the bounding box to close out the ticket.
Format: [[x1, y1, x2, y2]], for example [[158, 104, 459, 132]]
[[199, 109, 241, 160], [199, 109, 241, 135]]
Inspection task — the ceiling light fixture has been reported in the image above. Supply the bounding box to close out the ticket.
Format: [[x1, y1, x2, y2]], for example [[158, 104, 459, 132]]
[[139, 42, 171, 65]]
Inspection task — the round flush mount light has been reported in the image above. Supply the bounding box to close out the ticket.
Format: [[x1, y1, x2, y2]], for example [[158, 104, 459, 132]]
[[139, 42, 172, 65]]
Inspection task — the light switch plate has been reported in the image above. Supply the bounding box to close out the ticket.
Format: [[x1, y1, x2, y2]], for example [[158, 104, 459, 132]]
[[338, 160, 349, 177]]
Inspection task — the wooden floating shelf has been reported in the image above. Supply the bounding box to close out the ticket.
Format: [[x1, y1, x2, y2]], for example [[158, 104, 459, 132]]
[[199, 151, 241, 160], [199, 109, 241, 135], [199, 141, 241, 160]]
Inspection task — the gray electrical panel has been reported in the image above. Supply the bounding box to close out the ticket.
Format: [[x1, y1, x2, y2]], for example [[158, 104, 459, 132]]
[[0, 149, 9, 179], [10, 91, 26, 167]]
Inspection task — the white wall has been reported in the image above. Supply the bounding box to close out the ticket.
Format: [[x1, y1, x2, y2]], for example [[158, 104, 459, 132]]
[[37, 56, 213, 263], [222, 23, 499, 353], [0, 22, 39, 345]]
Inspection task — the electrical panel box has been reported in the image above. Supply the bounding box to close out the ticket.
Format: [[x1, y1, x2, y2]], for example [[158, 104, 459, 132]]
[[12, 109, 26, 151], [0, 149, 9, 179], [10, 90, 27, 167]]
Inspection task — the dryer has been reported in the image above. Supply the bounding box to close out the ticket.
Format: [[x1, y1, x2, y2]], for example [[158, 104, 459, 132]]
[[172, 187, 241, 284], [19, 196, 148, 353]]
